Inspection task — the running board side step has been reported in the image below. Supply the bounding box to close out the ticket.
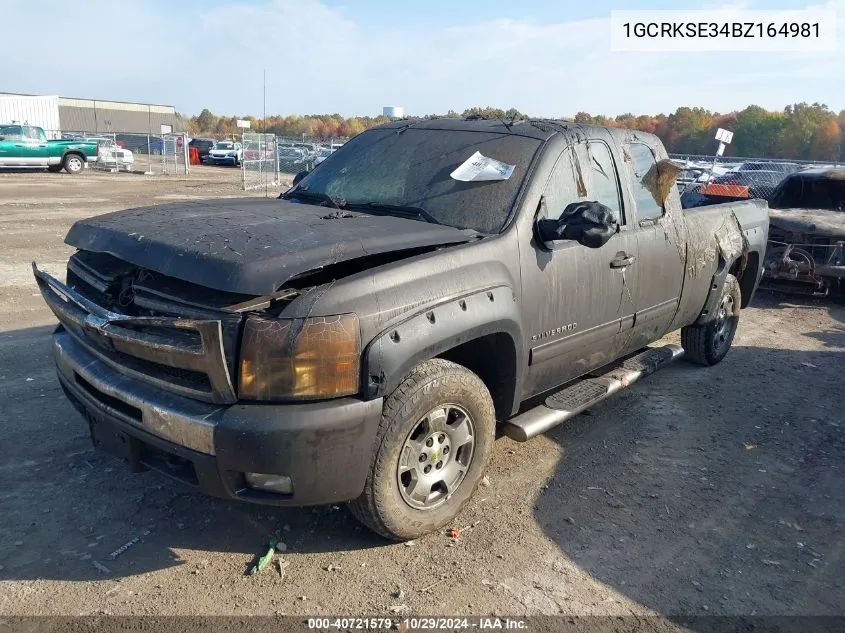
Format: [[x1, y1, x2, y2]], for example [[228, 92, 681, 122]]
[[503, 344, 685, 442]]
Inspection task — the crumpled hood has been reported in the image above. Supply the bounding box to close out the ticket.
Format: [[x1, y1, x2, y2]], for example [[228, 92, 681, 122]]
[[64, 198, 476, 295], [769, 208, 845, 239]]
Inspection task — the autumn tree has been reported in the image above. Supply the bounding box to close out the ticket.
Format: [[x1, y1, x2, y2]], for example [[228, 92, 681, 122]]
[[663, 107, 714, 154], [776, 102, 836, 159], [810, 119, 841, 161], [183, 103, 843, 160]]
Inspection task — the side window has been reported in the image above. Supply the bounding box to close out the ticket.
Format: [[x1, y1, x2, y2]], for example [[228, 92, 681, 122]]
[[581, 141, 624, 224], [1, 126, 24, 141], [24, 127, 40, 141], [542, 145, 586, 219], [627, 143, 664, 221], [544, 142, 625, 226]]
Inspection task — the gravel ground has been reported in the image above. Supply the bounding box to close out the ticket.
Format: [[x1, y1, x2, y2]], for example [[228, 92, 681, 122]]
[[0, 170, 842, 623]]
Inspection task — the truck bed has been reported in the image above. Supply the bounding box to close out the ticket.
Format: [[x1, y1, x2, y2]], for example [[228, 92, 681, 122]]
[[672, 198, 769, 327]]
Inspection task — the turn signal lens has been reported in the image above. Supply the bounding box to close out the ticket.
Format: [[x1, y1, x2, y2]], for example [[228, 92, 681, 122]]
[[238, 314, 360, 400]]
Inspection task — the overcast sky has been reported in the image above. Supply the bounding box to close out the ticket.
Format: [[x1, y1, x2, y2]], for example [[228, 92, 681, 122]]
[[2, 0, 842, 118]]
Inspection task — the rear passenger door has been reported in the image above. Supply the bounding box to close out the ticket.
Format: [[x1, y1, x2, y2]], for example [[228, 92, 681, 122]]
[[622, 142, 685, 351]]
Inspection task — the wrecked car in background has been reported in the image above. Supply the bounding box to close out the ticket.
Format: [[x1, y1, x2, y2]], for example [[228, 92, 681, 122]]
[[33, 118, 768, 541], [763, 168, 845, 295]]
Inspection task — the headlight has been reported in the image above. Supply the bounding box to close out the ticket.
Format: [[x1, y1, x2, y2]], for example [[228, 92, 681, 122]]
[[238, 314, 360, 401]]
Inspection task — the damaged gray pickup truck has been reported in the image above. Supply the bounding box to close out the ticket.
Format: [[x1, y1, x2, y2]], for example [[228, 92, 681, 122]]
[[33, 118, 769, 540]]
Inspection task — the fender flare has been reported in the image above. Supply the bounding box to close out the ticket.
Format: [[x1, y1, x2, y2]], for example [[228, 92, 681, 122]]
[[694, 253, 744, 325], [362, 285, 524, 414], [61, 149, 89, 163]]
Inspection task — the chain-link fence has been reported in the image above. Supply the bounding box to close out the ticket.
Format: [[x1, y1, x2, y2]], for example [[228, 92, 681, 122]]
[[276, 136, 345, 177], [671, 154, 844, 207], [53, 130, 191, 175], [25, 126, 348, 186], [161, 134, 190, 175], [241, 133, 279, 191], [239, 134, 347, 190]]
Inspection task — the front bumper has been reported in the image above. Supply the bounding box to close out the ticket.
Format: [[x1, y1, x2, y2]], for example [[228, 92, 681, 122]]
[[208, 155, 238, 164], [53, 327, 383, 506]]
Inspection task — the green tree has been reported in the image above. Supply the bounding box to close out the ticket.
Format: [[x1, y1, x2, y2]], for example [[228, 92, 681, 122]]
[[504, 107, 527, 121], [777, 102, 835, 159], [662, 107, 713, 154], [195, 108, 215, 133], [731, 106, 787, 157]]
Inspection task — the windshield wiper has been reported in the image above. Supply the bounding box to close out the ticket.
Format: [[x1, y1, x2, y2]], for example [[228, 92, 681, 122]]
[[349, 202, 441, 225], [282, 188, 343, 209]]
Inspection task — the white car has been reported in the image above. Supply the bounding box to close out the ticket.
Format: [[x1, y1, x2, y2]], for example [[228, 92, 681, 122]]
[[82, 138, 135, 172], [207, 141, 243, 166]]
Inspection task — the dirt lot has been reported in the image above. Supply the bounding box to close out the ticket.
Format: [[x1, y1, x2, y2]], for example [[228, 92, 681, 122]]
[[0, 170, 843, 623]]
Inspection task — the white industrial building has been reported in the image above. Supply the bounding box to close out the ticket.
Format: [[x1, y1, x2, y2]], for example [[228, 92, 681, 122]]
[[0, 92, 177, 137]]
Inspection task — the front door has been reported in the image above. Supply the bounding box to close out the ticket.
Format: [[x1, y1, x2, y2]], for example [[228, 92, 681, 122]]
[[0, 125, 25, 166], [519, 137, 637, 397]]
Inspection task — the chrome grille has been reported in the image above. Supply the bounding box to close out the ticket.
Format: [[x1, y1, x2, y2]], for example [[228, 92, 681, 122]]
[[34, 263, 237, 404]]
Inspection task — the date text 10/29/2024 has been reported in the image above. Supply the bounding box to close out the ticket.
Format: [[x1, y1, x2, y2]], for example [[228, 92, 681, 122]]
[[307, 618, 529, 630]]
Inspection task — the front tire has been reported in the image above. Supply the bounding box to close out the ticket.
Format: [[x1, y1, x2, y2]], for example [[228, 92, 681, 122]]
[[349, 359, 496, 540], [62, 153, 85, 174], [681, 273, 741, 366]]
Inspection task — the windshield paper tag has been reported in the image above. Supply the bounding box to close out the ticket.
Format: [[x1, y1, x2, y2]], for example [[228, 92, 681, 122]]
[[450, 151, 515, 182]]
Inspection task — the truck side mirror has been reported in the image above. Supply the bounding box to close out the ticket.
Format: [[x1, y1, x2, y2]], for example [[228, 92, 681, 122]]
[[536, 200, 618, 249]]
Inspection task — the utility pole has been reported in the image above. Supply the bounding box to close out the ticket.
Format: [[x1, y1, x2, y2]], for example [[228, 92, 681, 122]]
[[263, 68, 266, 135], [263, 68, 267, 197]]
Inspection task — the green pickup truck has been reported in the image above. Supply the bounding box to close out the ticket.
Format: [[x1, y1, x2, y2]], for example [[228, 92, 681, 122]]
[[0, 124, 98, 174]]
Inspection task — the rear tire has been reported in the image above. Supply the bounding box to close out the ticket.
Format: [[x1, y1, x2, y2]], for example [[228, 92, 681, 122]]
[[349, 359, 496, 541], [62, 153, 85, 174], [681, 273, 741, 366]]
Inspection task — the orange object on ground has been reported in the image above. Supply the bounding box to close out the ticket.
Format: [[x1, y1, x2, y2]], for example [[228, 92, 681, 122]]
[[189, 146, 201, 165], [448, 527, 461, 539], [699, 183, 750, 198]]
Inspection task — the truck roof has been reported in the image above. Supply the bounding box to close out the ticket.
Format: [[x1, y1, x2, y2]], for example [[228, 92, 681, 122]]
[[377, 117, 659, 145]]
